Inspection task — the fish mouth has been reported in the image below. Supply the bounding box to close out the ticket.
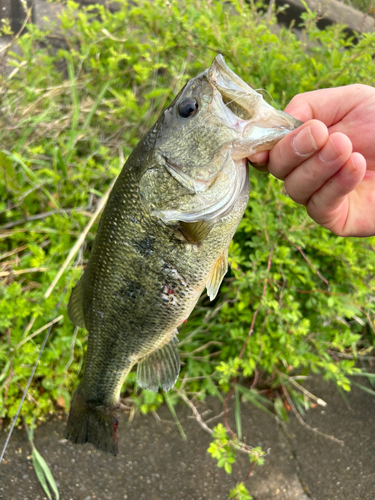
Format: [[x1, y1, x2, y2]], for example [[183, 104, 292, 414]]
[[208, 54, 303, 133]]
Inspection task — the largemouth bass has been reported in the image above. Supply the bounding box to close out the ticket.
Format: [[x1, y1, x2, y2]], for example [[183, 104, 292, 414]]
[[65, 55, 302, 454]]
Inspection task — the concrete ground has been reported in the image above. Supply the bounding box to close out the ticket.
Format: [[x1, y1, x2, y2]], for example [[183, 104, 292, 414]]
[[0, 376, 374, 500]]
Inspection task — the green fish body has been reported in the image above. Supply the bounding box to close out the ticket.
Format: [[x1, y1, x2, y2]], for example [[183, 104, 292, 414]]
[[65, 55, 302, 454]]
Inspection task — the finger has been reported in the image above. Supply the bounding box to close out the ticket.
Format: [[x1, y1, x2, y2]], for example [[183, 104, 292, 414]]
[[306, 152, 367, 234], [268, 120, 329, 180], [284, 133, 353, 205], [248, 151, 269, 172], [284, 85, 374, 126], [249, 163, 269, 172]]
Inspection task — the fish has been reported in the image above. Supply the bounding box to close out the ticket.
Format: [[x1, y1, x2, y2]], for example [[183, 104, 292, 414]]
[[65, 54, 302, 455]]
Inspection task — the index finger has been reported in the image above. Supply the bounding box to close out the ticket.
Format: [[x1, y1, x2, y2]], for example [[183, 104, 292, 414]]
[[268, 120, 329, 180], [284, 85, 374, 126]]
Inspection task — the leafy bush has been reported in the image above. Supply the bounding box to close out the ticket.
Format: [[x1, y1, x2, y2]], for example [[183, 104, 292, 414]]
[[1, 0, 375, 494]]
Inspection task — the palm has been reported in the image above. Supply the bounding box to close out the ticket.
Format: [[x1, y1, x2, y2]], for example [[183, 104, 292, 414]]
[[320, 92, 375, 236], [328, 94, 375, 170], [344, 174, 375, 236], [286, 85, 375, 237]]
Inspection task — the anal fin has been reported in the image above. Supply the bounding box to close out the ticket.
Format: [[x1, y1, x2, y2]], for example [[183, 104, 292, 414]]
[[137, 332, 180, 392], [68, 278, 86, 329], [206, 250, 228, 301]]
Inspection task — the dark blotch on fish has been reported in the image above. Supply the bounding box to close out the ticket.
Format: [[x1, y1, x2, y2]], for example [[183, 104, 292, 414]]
[[133, 236, 154, 257], [117, 280, 145, 301]]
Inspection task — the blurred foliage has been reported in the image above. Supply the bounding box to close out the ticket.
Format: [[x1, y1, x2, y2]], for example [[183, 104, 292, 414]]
[[1, 0, 375, 494], [341, 0, 375, 16]]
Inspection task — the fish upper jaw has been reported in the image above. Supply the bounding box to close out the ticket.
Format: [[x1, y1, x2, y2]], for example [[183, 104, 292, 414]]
[[208, 54, 303, 149]]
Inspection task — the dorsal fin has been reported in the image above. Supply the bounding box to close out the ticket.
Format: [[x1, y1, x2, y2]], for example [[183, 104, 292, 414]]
[[179, 220, 214, 244], [137, 332, 180, 392], [206, 250, 228, 301], [68, 278, 86, 329]]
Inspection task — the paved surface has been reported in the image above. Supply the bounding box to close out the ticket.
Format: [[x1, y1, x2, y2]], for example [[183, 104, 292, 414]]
[[0, 377, 374, 500]]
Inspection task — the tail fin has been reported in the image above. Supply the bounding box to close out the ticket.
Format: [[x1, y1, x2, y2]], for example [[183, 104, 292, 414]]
[[65, 387, 119, 455]]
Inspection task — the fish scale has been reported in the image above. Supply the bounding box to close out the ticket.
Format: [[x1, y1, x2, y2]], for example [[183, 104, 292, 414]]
[[65, 54, 302, 454]]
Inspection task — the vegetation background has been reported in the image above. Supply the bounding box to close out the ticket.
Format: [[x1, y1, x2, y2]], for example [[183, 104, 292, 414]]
[[1, 0, 375, 497], [343, 0, 375, 15]]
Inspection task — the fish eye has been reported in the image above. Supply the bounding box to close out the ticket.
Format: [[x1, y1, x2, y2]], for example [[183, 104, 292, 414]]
[[179, 98, 198, 118]]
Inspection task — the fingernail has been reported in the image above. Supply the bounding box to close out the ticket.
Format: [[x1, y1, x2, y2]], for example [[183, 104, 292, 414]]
[[339, 157, 357, 177], [249, 161, 267, 168], [291, 126, 318, 156], [319, 137, 340, 163]]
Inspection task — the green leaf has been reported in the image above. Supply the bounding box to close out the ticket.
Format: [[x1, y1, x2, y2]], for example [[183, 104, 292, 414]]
[[165, 393, 187, 442], [32, 448, 59, 500]]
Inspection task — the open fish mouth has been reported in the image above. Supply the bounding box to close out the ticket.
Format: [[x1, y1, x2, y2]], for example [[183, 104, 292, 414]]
[[208, 54, 302, 132]]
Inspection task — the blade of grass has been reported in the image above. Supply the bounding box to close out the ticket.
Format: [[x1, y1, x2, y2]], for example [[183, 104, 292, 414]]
[[15, 108, 55, 152], [205, 375, 224, 403], [65, 56, 80, 164], [0, 267, 48, 277], [274, 397, 289, 422], [0, 244, 28, 260], [278, 372, 327, 406], [53, 147, 67, 180], [25, 419, 59, 500], [32, 448, 60, 500], [351, 371, 375, 388], [234, 385, 242, 440], [5, 151, 59, 209], [165, 393, 187, 442], [32, 453, 53, 500], [18, 315, 64, 348], [336, 385, 350, 407], [351, 372, 375, 378], [351, 380, 375, 397], [43, 176, 116, 299], [0, 228, 60, 239], [83, 80, 113, 129], [236, 385, 275, 418]]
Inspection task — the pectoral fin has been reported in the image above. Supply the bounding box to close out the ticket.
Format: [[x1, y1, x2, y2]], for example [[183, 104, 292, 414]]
[[137, 332, 180, 392], [206, 250, 228, 301], [68, 278, 86, 329], [179, 220, 214, 244]]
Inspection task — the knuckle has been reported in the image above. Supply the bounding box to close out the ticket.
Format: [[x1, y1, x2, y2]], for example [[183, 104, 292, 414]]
[[268, 162, 286, 180], [284, 177, 307, 205], [306, 195, 320, 218], [289, 93, 305, 107]]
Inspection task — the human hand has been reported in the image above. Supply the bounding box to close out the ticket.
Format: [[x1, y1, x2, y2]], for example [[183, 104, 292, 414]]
[[248, 85, 375, 237]]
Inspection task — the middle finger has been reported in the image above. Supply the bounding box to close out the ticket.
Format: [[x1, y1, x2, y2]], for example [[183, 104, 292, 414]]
[[284, 132, 353, 205]]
